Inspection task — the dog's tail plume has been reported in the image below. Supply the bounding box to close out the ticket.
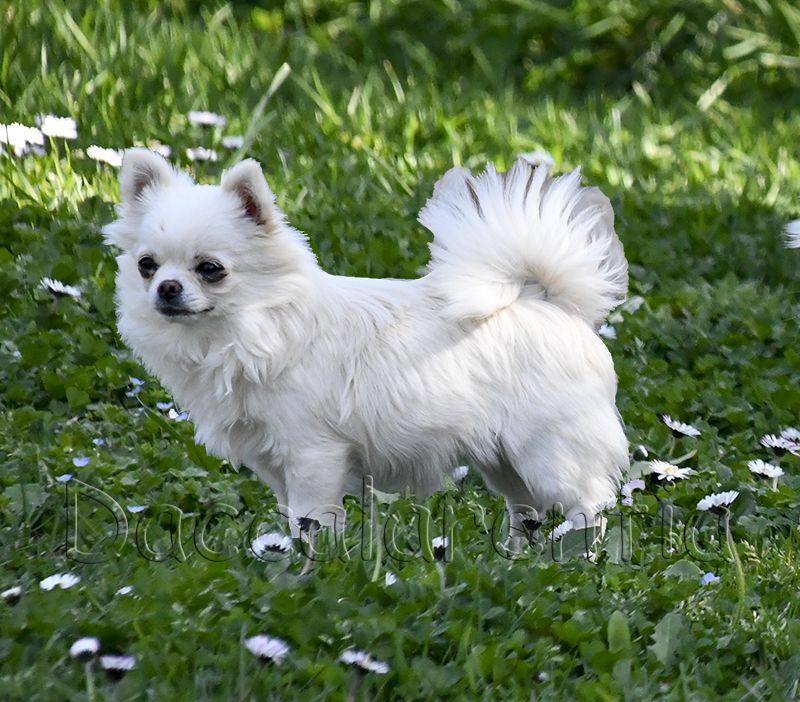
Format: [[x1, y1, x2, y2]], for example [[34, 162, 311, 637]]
[[418, 159, 628, 326]]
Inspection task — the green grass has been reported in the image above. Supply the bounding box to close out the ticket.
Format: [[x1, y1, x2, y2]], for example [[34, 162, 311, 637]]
[[2, 0, 800, 699]]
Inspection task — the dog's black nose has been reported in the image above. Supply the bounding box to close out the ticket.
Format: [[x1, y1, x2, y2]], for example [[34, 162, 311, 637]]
[[157, 279, 183, 301]]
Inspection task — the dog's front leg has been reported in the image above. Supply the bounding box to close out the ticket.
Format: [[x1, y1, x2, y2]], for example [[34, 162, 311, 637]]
[[285, 443, 350, 538]]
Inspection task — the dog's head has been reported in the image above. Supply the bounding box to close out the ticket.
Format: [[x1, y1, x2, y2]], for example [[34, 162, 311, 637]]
[[104, 149, 310, 325]]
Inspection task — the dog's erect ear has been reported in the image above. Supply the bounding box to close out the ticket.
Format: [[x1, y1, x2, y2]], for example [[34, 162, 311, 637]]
[[119, 148, 174, 206], [221, 159, 276, 229]]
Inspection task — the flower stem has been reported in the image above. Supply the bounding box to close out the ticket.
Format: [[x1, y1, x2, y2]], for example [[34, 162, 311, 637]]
[[723, 511, 746, 618], [84, 662, 96, 702]]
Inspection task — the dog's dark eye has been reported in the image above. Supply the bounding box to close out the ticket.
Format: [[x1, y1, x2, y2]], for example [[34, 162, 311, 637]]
[[138, 256, 158, 279], [196, 260, 226, 282]]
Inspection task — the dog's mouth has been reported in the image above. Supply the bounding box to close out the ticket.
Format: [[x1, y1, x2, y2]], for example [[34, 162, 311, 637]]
[[157, 305, 215, 318]]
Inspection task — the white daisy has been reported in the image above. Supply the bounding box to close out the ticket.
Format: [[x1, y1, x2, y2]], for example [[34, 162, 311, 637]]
[[384, 571, 397, 586], [550, 520, 575, 541], [747, 459, 784, 479], [40, 277, 81, 299], [221, 135, 244, 149], [244, 634, 290, 663], [40, 572, 81, 590], [69, 636, 100, 662], [431, 536, 449, 560], [662, 414, 701, 437], [780, 427, 800, 442], [786, 219, 800, 249], [251, 532, 293, 556], [760, 434, 799, 455], [598, 323, 616, 339], [697, 490, 738, 511], [188, 110, 227, 127], [186, 147, 218, 162], [451, 465, 468, 483], [519, 149, 555, 167], [100, 654, 137, 680], [0, 122, 45, 156], [621, 478, 645, 506], [36, 114, 78, 140], [339, 648, 390, 675], [146, 140, 172, 158], [700, 572, 720, 585], [1, 585, 22, 605], [649, 460, 694, 481], [86, 145, 123, 167]]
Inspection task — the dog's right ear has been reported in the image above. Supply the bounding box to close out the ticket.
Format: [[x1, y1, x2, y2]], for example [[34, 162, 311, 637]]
[[119, 148, 174, 207], [104, 149, 174, 249]]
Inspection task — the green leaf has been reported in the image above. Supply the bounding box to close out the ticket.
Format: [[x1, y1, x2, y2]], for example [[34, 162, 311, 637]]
[[663, 559, 703, 581], [649, 612, 687, 666], [607, 610, 631, 653]]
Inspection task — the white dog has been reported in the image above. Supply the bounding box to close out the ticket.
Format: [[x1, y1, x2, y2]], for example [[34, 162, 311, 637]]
[[104, 149, 629, 536]]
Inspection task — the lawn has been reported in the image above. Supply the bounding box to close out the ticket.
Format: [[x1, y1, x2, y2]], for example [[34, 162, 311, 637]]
[[2, 0, 800, 699]]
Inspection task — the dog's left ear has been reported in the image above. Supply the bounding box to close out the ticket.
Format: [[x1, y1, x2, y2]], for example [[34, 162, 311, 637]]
[[221, 160, 277, 229]]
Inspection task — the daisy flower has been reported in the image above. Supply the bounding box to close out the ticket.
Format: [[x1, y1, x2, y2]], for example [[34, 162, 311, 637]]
[[780, 427, 800, 442], [339, 649, 390, 675], [244, 634, 290, 663], [621, 478, 645, 506], [649, 460, 694, 481], [598, 323, 616, 339], [661, 414, 701, 438], [697, 490, 738, 512], [786, 219, 800, 249], [431, 536, 449, 561], [519, 149, 555, 167], [1, 585, 22, 605], [221, 135, 244, 149], [451, 465, 468, 483], [100, 654, 137, 680], [146, 140, 172, 158], [69, 636, 100, 662], [550, 520, 575, 541], [188, 110, 226, 127], [186, 147, 218, 162], [747, 459, 784, 479], [0, 122, 45, 156], [40, 572, 81, 590], [251, 532, 293, 556], [86, 145, 122, 167], [39, 277, 81, 299], [384, 571, 397, 586], [36, 114, 78, 140], [760, 434, 799, 456]]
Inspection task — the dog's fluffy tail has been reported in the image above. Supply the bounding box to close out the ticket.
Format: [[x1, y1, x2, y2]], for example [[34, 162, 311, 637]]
[[419, 159, 628, 326], [786, 219, 800, 248]]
